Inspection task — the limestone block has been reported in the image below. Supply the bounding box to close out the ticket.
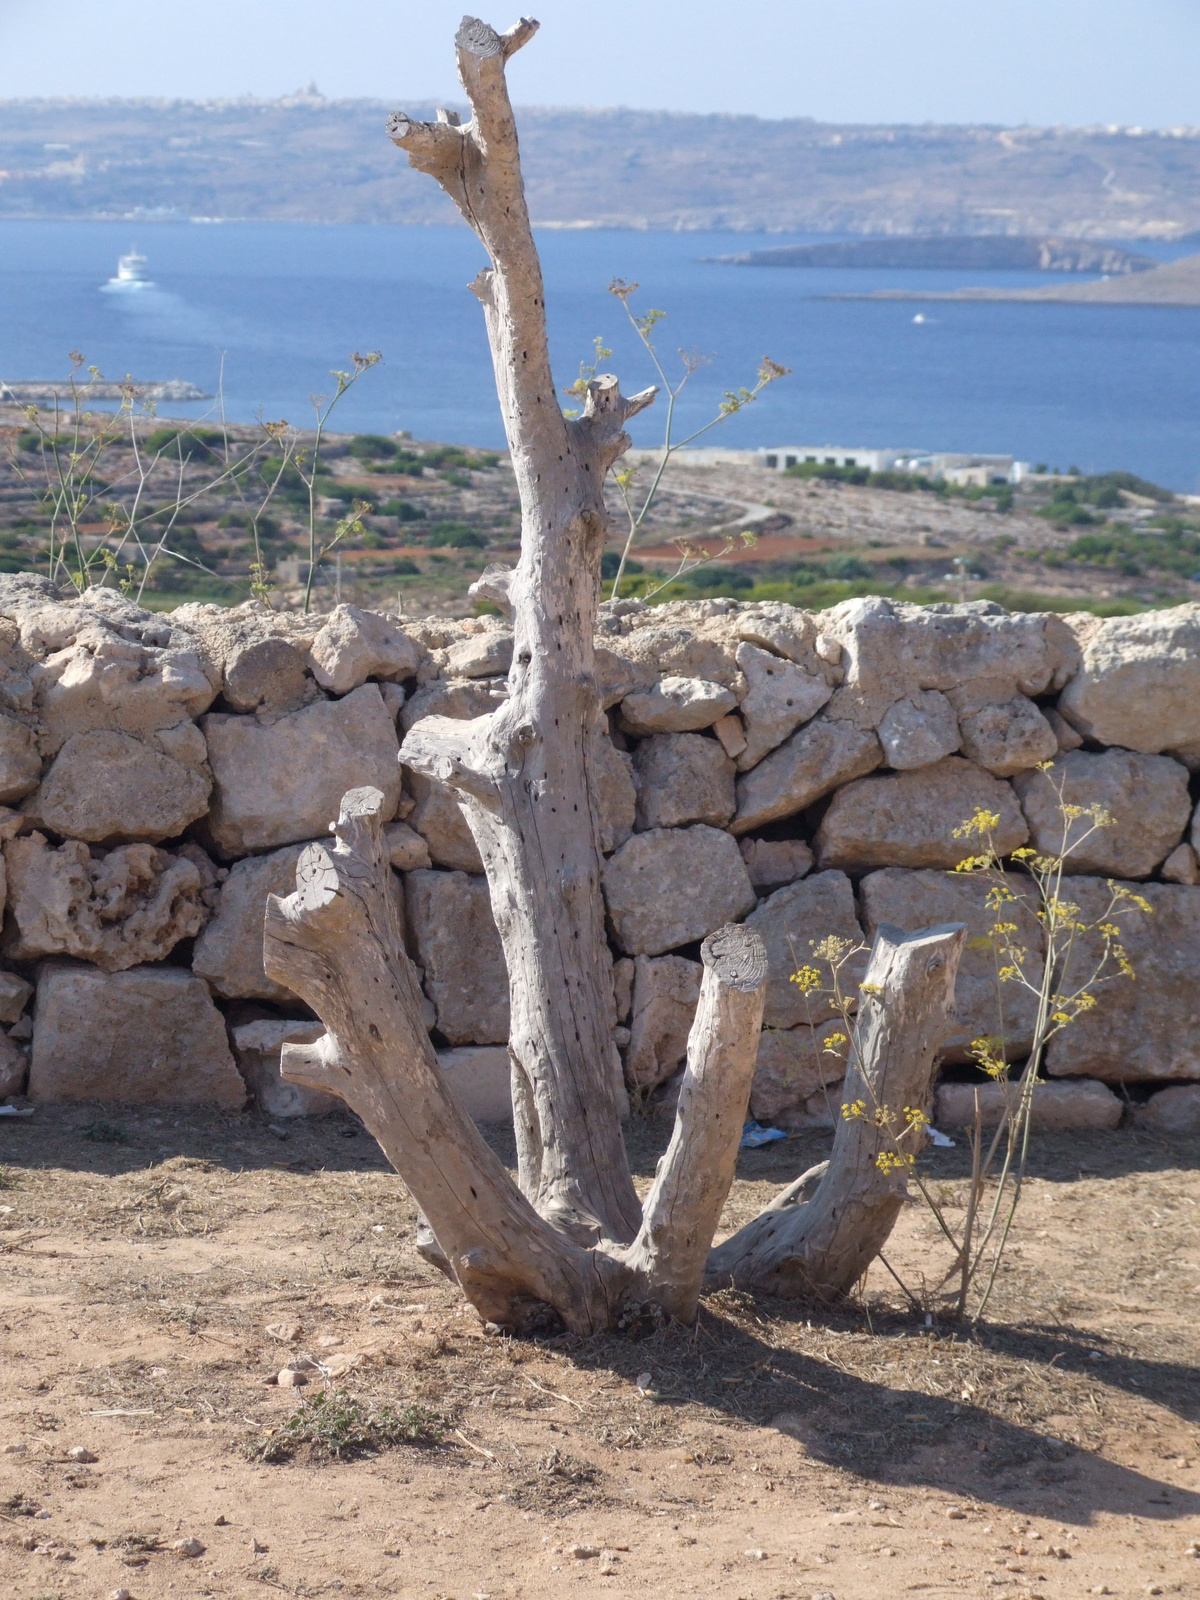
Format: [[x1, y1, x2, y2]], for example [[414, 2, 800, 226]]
[[1162, 842, 1199, 885], [1043, 706, 1083, 751], [816, 756, 1028, 872], [1044, 880, 1200, 1082], [877, 690, 960, 771], [0, 1032, 26, 1098], [612, 956, 634, 1024], [738, 837, 813, 891], [399, 677, 508, 735], [223, 636, 311, 715], [624, 953, 702, 1094], [935, 1078, 1122, 1132], [734, 641, 833, 770], [438, 1046, 513, 1122], [192, 844, 308, 1002], [383, 820, 431, 872], [308, 605, 421, 695], [1134, 1083, 1200, 1135], [407, 773, 483, 873], [733, 603, 833, 669], [823, 596, 1079, 732], [406, 869, 509, 1046], [618, 677, 737, 736], [604, 620, 742, 689], [859, 867, 1044, 1062], [31, 730, 212, 844], [0, 969, 32, 1025], [591, 729, 636, 854], [29, 962, 245, 1106], [744, 870, 866, 1028], [231, 1019, 338, 1118], [594, 645, 657, 710], [712, 713, 747, 759], [443, 629, 513, 680], [1056, 605, 1200, 753], [953, 694, 1058, 777], [632, 733, 735, 831], [1013, 748, 1190, 878], [4, 834, 216, 972], [732, 714, 883, 835], [0, 713, 41, 801], [203, 683, 401, 856], [602, 825, 756, 957], [749, 1022, 850, 1126]]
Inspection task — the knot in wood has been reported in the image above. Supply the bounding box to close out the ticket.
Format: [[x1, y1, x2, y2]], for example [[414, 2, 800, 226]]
[[456, 17, 502, 55]]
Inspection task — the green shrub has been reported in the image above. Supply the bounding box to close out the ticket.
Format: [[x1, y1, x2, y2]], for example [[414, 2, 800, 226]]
[[426, 522, 486, 549], [250, 1389, 442, 1464], [381, 499, 426, 522], [348, 434, 398, 460], [145, 427, 223, 462]]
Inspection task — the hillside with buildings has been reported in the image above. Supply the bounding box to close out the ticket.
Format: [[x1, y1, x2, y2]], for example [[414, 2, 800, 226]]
[[3, 96, 1200, 236]]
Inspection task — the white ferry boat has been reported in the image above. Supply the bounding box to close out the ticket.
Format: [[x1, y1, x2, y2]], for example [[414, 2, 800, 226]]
[[101, 249, 155, 292]]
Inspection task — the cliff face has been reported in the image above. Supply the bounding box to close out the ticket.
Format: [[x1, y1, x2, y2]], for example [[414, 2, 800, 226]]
[[3, 99, 1200, 237]]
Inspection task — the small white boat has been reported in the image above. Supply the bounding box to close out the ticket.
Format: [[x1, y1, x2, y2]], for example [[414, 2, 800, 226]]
[[101, 249, 155, 292], [912, 313, 927, 324]]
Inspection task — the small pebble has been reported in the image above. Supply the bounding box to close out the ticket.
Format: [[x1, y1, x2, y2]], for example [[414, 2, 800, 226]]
[[3, 1442, 26, 1453], [214, 1515, 229, 1526], [744, 1548, 768, 1560], [252, 1537, 269, 1554], [316, 1335, 343, 1349], [68, 1445, 97, 1463], [1147, 1586, 1164, 1596], [265, 1322, 300, 1342], [635, 1371, 653, 1394], [174, 1536, 205, 1557], [1091, 1586, 1112, 1595], [946, 1507, 968, 1520], [277, 1368, 308, 1388], [569, 1544, 600, 1560], [111, 1590, 132, 1600], [868, 1498, 887, 1510]]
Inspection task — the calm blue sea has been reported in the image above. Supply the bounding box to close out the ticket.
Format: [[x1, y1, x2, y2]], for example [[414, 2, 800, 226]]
[[2, 220, 1199, 491]]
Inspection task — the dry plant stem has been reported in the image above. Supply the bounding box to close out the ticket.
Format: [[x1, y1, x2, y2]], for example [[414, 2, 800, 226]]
[[265, 786, 768, 1331], [706, 922, 966, 1300], [622, 924, 767, 1320], [389, 17, 654, 1246], [263, 787, 625, 1334]]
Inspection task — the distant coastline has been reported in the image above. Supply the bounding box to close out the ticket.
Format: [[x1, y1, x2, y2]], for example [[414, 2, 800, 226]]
[[710, 237, 1157, 274], [826, 252, 1200, 306]]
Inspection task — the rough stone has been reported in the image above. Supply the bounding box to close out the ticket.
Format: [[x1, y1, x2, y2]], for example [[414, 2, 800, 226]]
[[594, 645, 657, 710], [743, 870, 866, 1028], [383, 820, 431, 872], [859, 867, 1044, 1061], [4, 835, 216, 972], [591, 729, 636, 854], [31, 730, 212, 843], [732, 714, 883, 835], [406, 869, 509, 1046], [734, 641, 833, 770], [632, 733, 735, 831], [0, 714, 41, 801], [624, 954, 702, 1094], [816, 756, 1028, 872], [1133, 1083, 1200, 1135], [222, 636, 311, 715], [1044, 880, 1200, 1082], [935, 1077, 1122, 1131], [0, 970, 32, 1025], [1163, 842, 1199, 885], [442, 627, 513, 680], [399, 677, 508, 735], [952, 694, 1059, 777], [438, 1045, 512, 1122], [824, 595, 1079, 731], [602, 825, 756, 957], [612, 956, 634, 1024], [618, 677, 737, 736], [0, 1032, 26, 1097], [192, 844, 307, 1002], [877, 690, 960, 770], [230, 1019, 338, 1118], [203, 682, 401, 856], [1056, 605, 1200, 753], [308, 605, 421, 695], [29, 962, 244, 1106], [738, 837, 813, 891], [406, 773, 483, 873], [1013, 748, 1190, 878], [750, 1022, 850, 1126], [712, 712, 747, 759], [1044, 705, 1084, 751]]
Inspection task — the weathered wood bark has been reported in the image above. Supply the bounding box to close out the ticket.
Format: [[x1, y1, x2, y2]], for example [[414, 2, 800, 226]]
[[621, 924, 767, 1321], [706, 922, 966, 1300], [390, 17, 653, 1246]]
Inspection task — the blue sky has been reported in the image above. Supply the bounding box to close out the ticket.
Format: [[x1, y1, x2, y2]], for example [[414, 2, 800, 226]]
[[1, 0, 1198, 127]]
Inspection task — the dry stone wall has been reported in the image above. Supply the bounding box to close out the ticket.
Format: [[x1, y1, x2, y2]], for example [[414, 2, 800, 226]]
[[0, 572, 1198, 1134]]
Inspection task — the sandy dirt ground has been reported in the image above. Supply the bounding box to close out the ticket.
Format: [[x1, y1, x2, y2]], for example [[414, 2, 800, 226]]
[[0, 1107, 1197, 1600]]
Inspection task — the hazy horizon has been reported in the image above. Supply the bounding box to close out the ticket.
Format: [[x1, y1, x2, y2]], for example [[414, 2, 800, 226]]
[[1, 0, 1198, 129]]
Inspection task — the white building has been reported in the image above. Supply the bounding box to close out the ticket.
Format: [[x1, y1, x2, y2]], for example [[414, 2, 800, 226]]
[[757, 445, 923, 473], [757, 445, 1031, 485]]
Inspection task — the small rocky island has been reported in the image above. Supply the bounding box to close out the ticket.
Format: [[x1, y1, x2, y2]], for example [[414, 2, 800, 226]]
[[712, 236, 1157, 273]]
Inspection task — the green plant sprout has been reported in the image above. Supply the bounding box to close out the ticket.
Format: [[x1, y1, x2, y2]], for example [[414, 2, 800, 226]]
[[790, 762, 1150, 1322], [563, 280, 788, 600]]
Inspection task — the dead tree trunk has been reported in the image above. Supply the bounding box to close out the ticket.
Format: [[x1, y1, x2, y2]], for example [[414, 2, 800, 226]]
[[265, 15, 969, 1336], [706, 922, 966, 1300]]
